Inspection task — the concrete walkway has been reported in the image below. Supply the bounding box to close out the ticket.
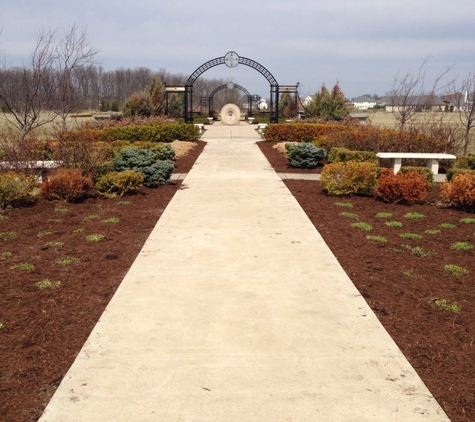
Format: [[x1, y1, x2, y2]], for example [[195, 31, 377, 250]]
[[39, 123, 450, 421]]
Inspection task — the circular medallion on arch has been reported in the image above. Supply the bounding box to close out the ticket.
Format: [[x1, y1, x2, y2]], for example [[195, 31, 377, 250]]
[[220, 103, 241, 125]]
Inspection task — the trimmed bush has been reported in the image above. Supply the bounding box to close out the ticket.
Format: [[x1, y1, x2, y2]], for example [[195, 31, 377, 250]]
[[400, 166, 434, 187], [446, 168, 475, 182], [40, 169, 93, 202], [453, 154, 475, 170], [95, 170, 144, 198], [128, 142, 175, 161], [328, 147, 378, 164], [440, 173, 475, 211], [113, 148, 174, 187], [375, 169, 430, 204], [0, 172, 38, 209], [320, 161, 380, 196], [285, 142, 327, 168], [101, 123, 199, 143]]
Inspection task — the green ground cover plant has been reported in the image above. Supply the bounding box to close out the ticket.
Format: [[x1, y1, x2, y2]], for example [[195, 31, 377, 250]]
[[73, 227, 85, 233], [375, 212, 393, 218], [57, 257, 81, 265], [410, 246, 435, 257], [1, 251, 13, 259], [400, 233, 423, 239], [450, 242, 474, 251], [340, 212, 358, 219], [44, 241, 64, 247], [0, 231, 17, 240], [425, 229, 441, 234], [439, 223, 457, 229], [385, 221, 403, 228], [83, 214, 99, 221], [404, 212, 425, 219], [37, 230, 53, 238], [85, 234, 105, 242], [10, 262, 35, 271], [444, 264, 469, 276], [102, 217, 119, 223], [430, 298, 462, 313], [460, 217, 475, 224], [366, 235, 387, 242], [351, 222, 373, 231], [35, 279, 61, 289]]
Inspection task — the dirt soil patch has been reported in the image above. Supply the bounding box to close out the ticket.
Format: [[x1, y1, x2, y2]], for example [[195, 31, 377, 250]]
[[260, 140, 474, 422], [0, 141, 205, 422]]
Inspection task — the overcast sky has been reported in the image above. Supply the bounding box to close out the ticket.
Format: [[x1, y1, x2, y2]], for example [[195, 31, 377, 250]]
[[1, 0, 475, 99]]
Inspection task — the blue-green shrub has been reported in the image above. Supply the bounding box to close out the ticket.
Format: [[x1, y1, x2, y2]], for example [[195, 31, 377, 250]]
[[113, 148, 174, 187], [285, 142, 327, 168]]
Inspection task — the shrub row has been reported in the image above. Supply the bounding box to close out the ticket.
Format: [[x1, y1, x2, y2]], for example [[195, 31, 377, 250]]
[[321, 163, 432, 204], [320, 161, 475, 210], [100, 123, 199, 143], [264, 123, 455, 154]]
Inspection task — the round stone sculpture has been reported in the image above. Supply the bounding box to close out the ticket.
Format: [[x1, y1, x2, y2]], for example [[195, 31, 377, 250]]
[[220, 103, 241, 125]]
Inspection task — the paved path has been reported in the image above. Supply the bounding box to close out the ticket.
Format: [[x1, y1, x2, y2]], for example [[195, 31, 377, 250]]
[[39, 124, 450, 421]]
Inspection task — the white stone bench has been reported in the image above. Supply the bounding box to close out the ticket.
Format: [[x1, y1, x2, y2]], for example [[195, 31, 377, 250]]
[[376, 152, 456, 175], [256, 123, 268, 134], [207, 117, 214, 125], [0, 160, 62, 182]]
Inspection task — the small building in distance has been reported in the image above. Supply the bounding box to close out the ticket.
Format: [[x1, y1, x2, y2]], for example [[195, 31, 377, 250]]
[[351, 95, 377, 110]]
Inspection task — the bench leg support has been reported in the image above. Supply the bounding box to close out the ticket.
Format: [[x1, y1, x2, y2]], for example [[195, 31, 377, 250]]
[[391, 158, 402, 174], [426, 159, 439, 175]]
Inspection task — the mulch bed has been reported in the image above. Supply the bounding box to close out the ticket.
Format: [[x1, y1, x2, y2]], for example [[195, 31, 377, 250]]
[[259, 140, 474, 422], [2, 138, 474, 422], [0, 141, 205, 422]]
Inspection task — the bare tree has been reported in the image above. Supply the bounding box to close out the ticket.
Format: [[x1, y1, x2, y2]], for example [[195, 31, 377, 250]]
[[53, 25, 99, 126], [386, 59, 452, 130], [452, 69, 475, 155], [0, 26, 98, 138]]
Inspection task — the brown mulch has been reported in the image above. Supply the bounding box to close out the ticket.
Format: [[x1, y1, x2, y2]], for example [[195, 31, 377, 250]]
[[0, 141, 205, 422], [1, 138, 474, 422], [260, 140, 475, 422]]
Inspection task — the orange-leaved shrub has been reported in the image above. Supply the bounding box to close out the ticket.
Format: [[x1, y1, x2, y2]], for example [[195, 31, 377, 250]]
[[440, 173, 475, 211], [40, 169, 93, 202], [375, 169, 430, 204], [320, 161, 380, 196]]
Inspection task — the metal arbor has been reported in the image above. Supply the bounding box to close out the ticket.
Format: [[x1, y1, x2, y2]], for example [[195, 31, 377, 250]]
[[208, 83, 253, 118], [184, 52, 280, 123]]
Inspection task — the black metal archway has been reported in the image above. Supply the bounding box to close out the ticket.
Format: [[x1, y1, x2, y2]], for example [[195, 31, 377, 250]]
[[208, 83, 253, 118], [184, 52, 279, 123]]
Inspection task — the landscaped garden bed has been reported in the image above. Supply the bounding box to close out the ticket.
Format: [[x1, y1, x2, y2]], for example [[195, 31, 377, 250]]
[[0, 141, 205, 422], [259, 141, 474, 422]]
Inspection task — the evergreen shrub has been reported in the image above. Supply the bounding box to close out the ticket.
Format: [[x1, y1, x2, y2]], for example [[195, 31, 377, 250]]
[[40, 169, 93, 202], [375, 169, 430, 204], [285, 142, 327, 168], [399, 166, 434, 187], [0, 172, 38, 209], [113, 148, 174, 187], [95, 170, 144, 198], [440, 173, 475, 211], [320, 161, 380, 196], [328, 147, 378, 164]]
